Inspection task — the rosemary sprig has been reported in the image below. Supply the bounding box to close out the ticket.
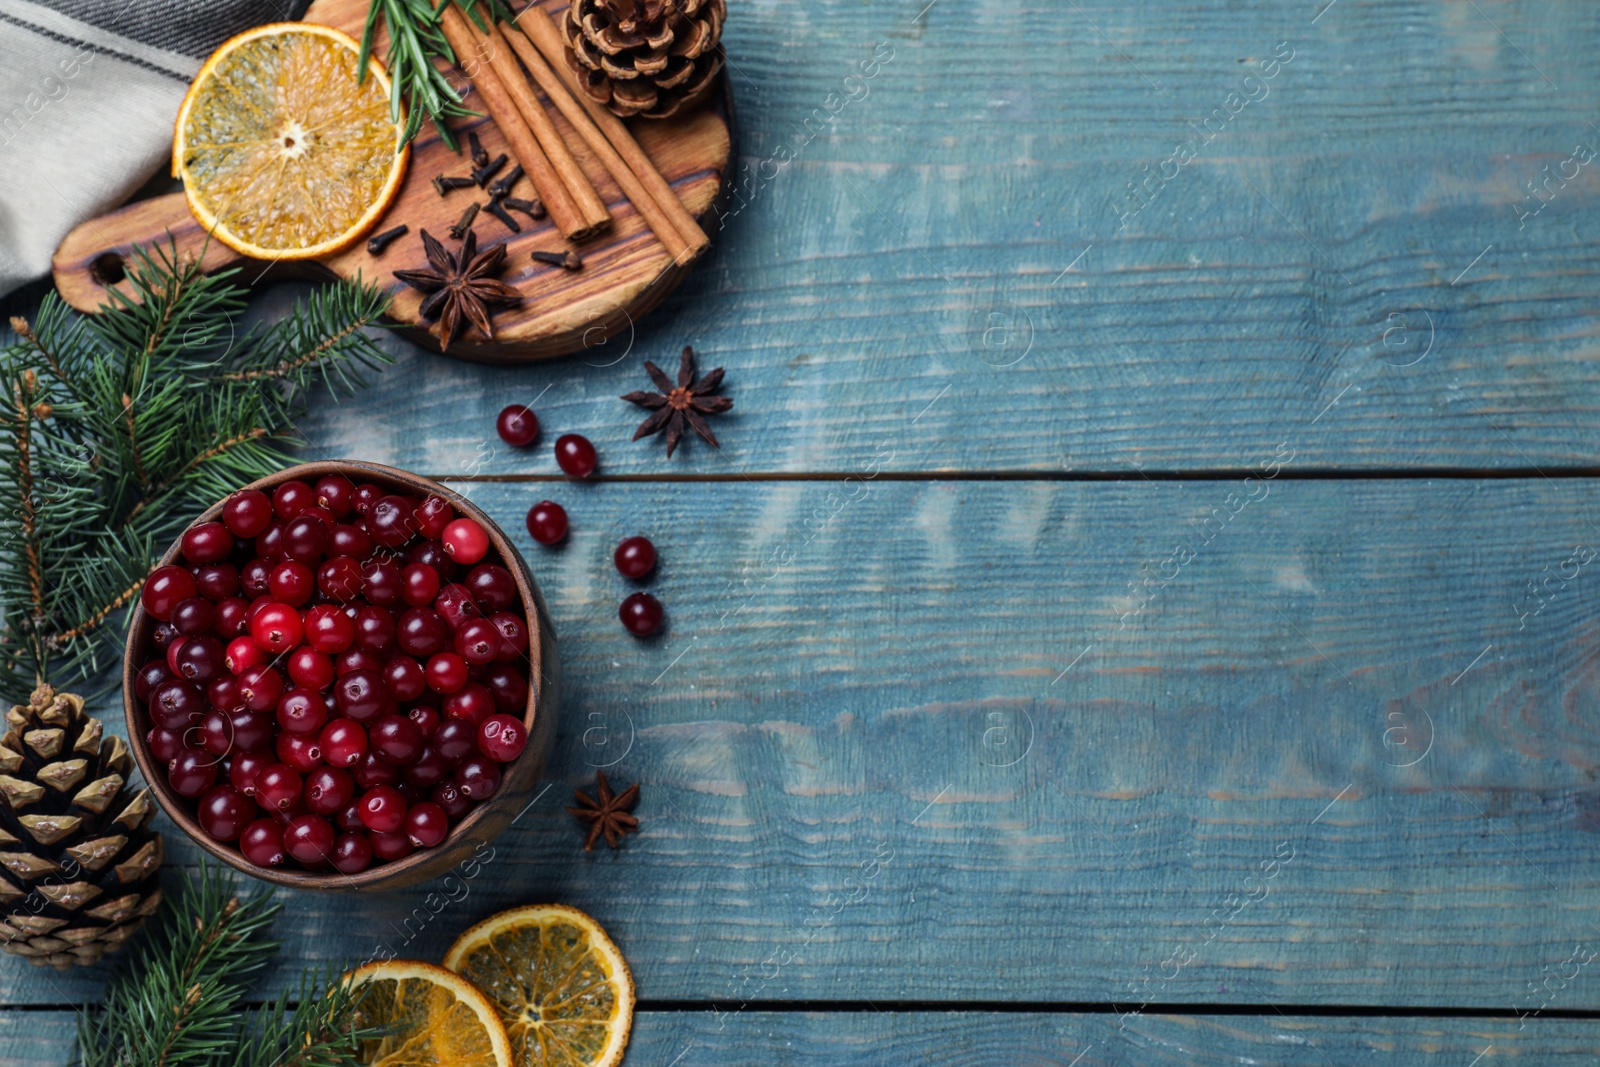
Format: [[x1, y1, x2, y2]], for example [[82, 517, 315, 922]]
[[358, 0, 516, 150]]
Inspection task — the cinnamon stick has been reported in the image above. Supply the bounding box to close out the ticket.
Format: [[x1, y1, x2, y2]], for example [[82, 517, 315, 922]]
[[470, 19, 611, 237], [437, 5, 590, 241], [513, 7, 711, 259], [499, 16, 698, 263]]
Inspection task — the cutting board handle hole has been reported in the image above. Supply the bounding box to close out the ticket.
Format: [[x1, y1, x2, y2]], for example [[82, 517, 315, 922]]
[[90, 252, 126, 286]]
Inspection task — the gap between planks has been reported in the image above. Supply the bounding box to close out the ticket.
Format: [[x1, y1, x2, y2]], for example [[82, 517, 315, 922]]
[[438, 466, 1600, 484]]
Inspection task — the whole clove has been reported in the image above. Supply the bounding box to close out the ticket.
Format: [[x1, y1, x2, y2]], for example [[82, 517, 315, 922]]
[[366, 224, 408, 255], [504, 197, 547, 221], [449, 201, 481, 240], [432, 174, 477, 196], [468, 131, 489, 169], [484, 198, 522, 233], [487, 164, 525, 199], [530, 249, 583, 272], [471, 153, 508, 187]]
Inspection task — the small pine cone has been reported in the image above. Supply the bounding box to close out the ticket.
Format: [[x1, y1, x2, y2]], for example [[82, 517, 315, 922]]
[[564, 0, 726, 119], [0, 687, 162, 970]]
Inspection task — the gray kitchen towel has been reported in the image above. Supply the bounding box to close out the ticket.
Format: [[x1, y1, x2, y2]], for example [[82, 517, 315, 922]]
[[0, 0, 309, 297]]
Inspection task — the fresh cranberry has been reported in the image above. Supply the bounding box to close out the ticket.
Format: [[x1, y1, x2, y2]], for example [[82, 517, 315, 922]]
[[199, 709, 235, 756], [224, 637, 263, 675], [150, 679, 203, 730], [171, 597, 216, 636], [614, 536, 657, 579], [330, 524, 372, 559], [405, 802, 450, 848], [215, 597, 250, 638], [433, 586, 480, 630], [526, 500, 568, 546], [282, 514, 330, 563], [230, 750, 272, 796], [432, 718, 478, 761], [432, 781, 473, 818], [478, 714, 528, 762], [371, 714, 425, 765], [228, 710, 274, 752], [287, 647, 335, 691], [223, 490, 274, 538], [455, 758, 502, 800], [312, 557, 358, 603], [454, 619, 502, 665], [277, 688, 330, 735], [336, 647, 384, 675], [352, 750, 399, 788], [195, 563, 240, 601], [240, 819, 287, 866], [321, 719, 369, 768], [402, 562, 442, 608], [441, 518, 490, 564], [168, 748, 218, 797], [408, 539, 458, 580], [335, 800, 364, 832], [304, 604, 356, 653], [443, 683, 496, 726], [151, 622, 179, 652], [272, 480, 315, 520], [304, 766, 355, 815], [197, 785, 251, 841], [276, 731, 323, 772], [407, 704, 441, 739], [383, 656, 426, 701], [314, 475, 357, 517], [415, 496, 455, 540], [555, 434, 597, 478], [146, 727, 186, 763], [489, 613, 529, 660], [237, 666, 285, 713], [370, 830, 414, 862], [426, 653, 469, 694], [369, 495, 418, 549], [465, 564, 517, 613], [331, 832, 373, 873], [135, 660, 175, 703], [268, 560, 315, 606], [358, 785, 407, 833], [352, 483, 383, 515], [142, 565, 198, 620], [619, 592, 664, 637], [284, 814, 336, 865], [181, 521, 235, 565], [250, 602, 303, 653], [399, 608, 452, 656], [496, 404, 540, 447], [241, 558, 272, 598], [361, 557, 404, 607], [401, 747, 451, 787], [205, 674, 240, 716], [352, 605, 397, 653], [334, 669, 392, 722], [173, 636, 224, 683], [255, 522, 286, 559]]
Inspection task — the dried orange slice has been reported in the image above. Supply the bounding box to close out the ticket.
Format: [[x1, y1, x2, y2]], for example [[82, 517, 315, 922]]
[[443, 905, 635, 1067], [172, 22, 408, 260], [346, 959, 513, 1067]]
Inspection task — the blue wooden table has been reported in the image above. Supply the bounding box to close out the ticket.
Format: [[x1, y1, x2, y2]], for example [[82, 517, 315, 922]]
[[8, 0, 1600, 1062]]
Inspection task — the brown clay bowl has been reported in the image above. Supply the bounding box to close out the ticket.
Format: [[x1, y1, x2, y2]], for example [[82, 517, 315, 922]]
[[122, 461, 560, 892]]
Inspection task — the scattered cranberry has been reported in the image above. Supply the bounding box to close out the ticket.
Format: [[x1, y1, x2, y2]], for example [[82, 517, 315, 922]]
[[555, 434, 598, 478], [478, 714, 527, 762], [526, 501, 568, 546], [614, 536, 657, 580], [442, 518, 490, 565], [240, 819, 287, 866], [496, 404, 540, 447], [142, 566, 198, 621], [619, 592, 664, 637]]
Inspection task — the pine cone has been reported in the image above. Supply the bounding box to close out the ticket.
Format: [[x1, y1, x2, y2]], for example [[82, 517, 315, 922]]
[[563, 0, 726, 119], [0, 686, 162, 970]]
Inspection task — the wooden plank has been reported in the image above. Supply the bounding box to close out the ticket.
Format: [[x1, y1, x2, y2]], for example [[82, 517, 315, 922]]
[[266, 0, 1600, 472], [2, 478, 1598, 1008], [7, 1008, 1600, 1066]]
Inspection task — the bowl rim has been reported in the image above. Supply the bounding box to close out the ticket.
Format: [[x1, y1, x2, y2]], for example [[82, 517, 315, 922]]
[[122, 460, 550, 890]]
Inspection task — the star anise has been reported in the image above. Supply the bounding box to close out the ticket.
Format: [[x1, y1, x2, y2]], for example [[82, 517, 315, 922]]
[[393, 229, 521, 352], [621, 345, 732, 457], [568, 771, 640, 851]]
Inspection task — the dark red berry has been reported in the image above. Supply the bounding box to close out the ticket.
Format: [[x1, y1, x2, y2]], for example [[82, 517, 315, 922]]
[[147, 727, 186, 763], [237, 666, 285, 713], [455, 757, 502, 800], [362, 557, 404, 608], [496, 404, 540, 447], [352, 750, 399, 788], [371, 714, 424, 765], [489, 612, 528, 660], [399, 608, 452, 657], [135, 660, 174, 703], [284, 814, 336, 865], [614, 536, 657, 580], [195, 564, 240, 601], [268, 559, 315, 606], [224, 637, 263, 675], [321, 719, 369, 768], [331, 831, 373, 873], [250, 602, 304, 653], [483, 665, 529, 715], [304, 604, 356, 653], [383, 656, 427, 702], [150, 679, 203, 731], [230, 750, 272, 796], [555, 434, 597, 478], [334, 669, 392, 722], [370, 829, 414, 862], [241, 819, 287, 866], [358, 785, 407, 833], [314, 475, 357, 517], [369, 495, 418, 549], [337, 647, 384, 675], [142, 566, 198, 620], [465, 564, 517, 612], [215, 597, 250, 638], [426, 653, 469, 694], [526, 500, 568, 546], [276, 731, 324, 773], [455, 619, 502, 665], [353, 604, 397, 654], [172, 636, 224, 682], [304, 766, 355, 815], [330, 523, 373, 559], [255, 522, 286, 559], [407, 704, 442, 739], [171, 597, 216, 636], [619, 592, 664, 637], [433, 585, 480, 630], [223, 490, 274, 538], [168, 748, 218, 797], [335, 800, 364, 832], [441, 518, 489, 564], [151, 622, 179, 652], [415, 496, 454, 540], [181, 521, 234, 565], [241, 558, 273, 598], [478, 714, 528, 762], [287, 647, 335, 691], [197, 785, 251, 841], [432, 718, 478, 761], [402, 562, 442, 607], [199, 710, 235, 757], [401, 747, 451, 787], [283, 514, 330, 563], [432, 781, 473, 818], [272, 480, 315, 520], [228, 710, 274, 753], [352, 483, 382, 515], [405, 802, 450, 848], [277, 688, 330, 735], [442, 683, 495, 726]]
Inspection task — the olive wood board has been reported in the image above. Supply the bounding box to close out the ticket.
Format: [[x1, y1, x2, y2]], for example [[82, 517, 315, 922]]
[[48, 0, 733, 363]]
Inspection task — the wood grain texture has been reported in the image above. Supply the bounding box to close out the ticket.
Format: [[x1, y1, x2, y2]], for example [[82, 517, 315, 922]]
[[259, 0, 1600, 469], [4, 478, 1600, 1007], [6, 1008, 1600, 1066], [48, 0, 731, 362]]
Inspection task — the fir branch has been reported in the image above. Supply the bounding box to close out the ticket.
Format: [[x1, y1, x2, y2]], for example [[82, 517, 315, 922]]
[[10, 372, 43, 630], [49, 573, 144, 649]]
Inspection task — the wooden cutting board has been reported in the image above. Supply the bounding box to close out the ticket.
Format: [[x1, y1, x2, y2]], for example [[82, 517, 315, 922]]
[[49, 0, 732, 364]]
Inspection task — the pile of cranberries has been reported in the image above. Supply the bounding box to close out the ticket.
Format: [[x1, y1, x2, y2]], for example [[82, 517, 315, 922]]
[[135, 474, 534, 875]]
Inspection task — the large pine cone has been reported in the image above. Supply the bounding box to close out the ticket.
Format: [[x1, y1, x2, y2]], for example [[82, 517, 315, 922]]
[[563, 0, 726, 119], [0, 687, 162, 969]]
